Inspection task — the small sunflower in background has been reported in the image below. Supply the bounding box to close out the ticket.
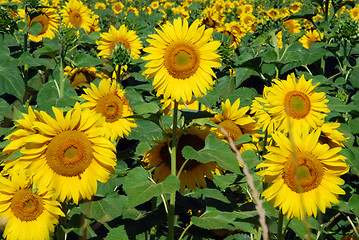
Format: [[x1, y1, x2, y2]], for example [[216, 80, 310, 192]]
[[112, 2, 124, 15], [211, 99, 261, 155], [257, 130, 349, 220], [0, 170, 64, 240], [299, 29, 323, 49], [17, 105, 117, 204], [142, 126, 222, 192], [265, 73, 330, 134], [97, 24, 143, 59], [18, 7, 60, 42], [60, 0, 93, 34], [64, 66, 108, 88], [80, 78, 137, 141], [142, 17, 222, 102]]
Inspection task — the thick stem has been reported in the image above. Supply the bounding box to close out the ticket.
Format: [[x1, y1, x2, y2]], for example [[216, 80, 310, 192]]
[[168, 101, 179, 240], [277, 211, 284, 240], [59, 45, 65, 98]]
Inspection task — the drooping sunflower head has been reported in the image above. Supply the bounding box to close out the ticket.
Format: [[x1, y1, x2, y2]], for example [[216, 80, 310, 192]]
[[143, 17, 222, 102], [60, 0, 93, 34], [97, 24, 143, 60], [265, 73, 329, 134], [318, 122, 348, 148], [64, 66, 108, 88], [143, 126, 221, 192], [0, 170, 64, 240], [257, 130, 349, 220], [80, 78, 137, 141], [299, 29, 323, 49], [19, 106, 117, 204], [212, 99, 261, 154]]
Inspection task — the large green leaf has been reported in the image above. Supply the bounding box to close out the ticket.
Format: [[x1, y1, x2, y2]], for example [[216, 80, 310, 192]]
[[80, 194, 127, 223], [123, 167, 180, 208], [37, 80, 78, 112], [18, 52, 55, 69], [127, 119, 163, 145], [0, 58, 24, 100], [191, 209, 257, 233], [105, 226, 129, 240], [182, 134, 241, 174], [73, 53, 103, 68], [0, 98, 11, 121]]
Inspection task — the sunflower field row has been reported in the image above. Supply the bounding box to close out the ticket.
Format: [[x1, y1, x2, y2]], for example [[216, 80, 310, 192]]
[[0, 0, 359, 239]]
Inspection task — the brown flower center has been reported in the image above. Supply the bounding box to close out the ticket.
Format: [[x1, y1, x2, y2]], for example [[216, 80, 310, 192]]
[[46, 130, 93, 177], [283, 152, 324, 193], [164, 42, 200, 79], [11, 189, 44, 221], [219, 120, 243, 142], [96, 94, 123, 123], [284, 91, 311, 119]]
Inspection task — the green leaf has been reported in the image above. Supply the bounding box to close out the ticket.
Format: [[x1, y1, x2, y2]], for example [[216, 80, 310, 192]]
[[213, 174, 237, 190], [133, 102, 159, 115], [349, 118, 359, 135], [105, 226, 129, 240], [0, 58, 24, 100], [182, 134, 241, 174], [37, 80, 78, 112], [191, 209, 257, 233], [127, 119, 163, 145], [198, 87, 220, 108], [347, 194, 359, 216], [289, 217, 318, 239], [123, 167, 180, 208], [28, 21, 42, 36], [234, 67, 259, 87], [327, 96, 355, 113], [73, 53, 103, 68], [18, 52, 55, 69], [80, 194, 126, 223], [0, 98, 11, 121], [191, 188, 230, 204], [180, 109, 215, 125], [348, 66, 359, 89]]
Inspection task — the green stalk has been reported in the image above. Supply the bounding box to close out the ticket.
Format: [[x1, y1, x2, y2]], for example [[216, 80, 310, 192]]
[[23, 4, 29, 87], [277, 211, 284, 240], [168, 101, 179, 240], [59, 45, 65, 98]]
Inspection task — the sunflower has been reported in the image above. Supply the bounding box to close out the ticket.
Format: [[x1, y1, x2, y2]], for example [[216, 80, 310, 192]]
[[18, 106, 117, 204], [142, 126, 222, 192], [64, 66, 108, 88], [18, 7, 60, 42], [299, 29, 322, 49], [97, 25, 143, 59], [257, 130, 349, 220], [349, 6, 359, 20], [60, 0, 93, 34], [80, 78, 136, 141], [143, 17, 222, 102], [0, 171, 64, 240], [318, 122, 348, 148], [112, 2, 124, 15], [283, 19, 301, 34], [211, 99, 260, 155], [265, 73, 329, 134]]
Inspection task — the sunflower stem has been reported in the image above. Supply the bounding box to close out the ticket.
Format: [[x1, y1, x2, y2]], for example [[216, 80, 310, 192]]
[[23, 4, 29, 88], [277, 211, 284, 240], [59, 44, 66, 98], [168, 101, 179, 240], [178, 222, 193, 240]]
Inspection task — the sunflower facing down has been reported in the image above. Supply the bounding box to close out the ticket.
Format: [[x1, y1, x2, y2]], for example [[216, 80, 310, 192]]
[[265, 73, 329, 134], [142, 17, 222, 102], [18, 105, 117, 204], [257, 130, 349, 220], [97, 25, 143, 59], [0, 171, 64, 240], [64, 66, 108, 88], [211, 99, 261, 155], [80, 78, 137, 141], [60, 0, 93, 34], [142, 126, 222, 192]]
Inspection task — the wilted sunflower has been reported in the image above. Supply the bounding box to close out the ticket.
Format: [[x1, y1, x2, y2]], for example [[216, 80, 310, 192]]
[[265, 73, 329, 134], [142, 17, 222, 102], [97, 25, 143, 59], [18, 7, 60, 42], [142, 126, 222, 192], [18, 106, 117, 204], [257, 130, 349, 220], [60, 0, 92, 34], [211, 99, 260, 154], [64, 66, 108, 88], [80, 78, 136, 141], [0, 171, 64, 240]]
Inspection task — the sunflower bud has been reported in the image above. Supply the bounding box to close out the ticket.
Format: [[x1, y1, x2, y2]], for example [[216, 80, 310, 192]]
[[111, 42, 131, 66], [338, 19, 359, 41]]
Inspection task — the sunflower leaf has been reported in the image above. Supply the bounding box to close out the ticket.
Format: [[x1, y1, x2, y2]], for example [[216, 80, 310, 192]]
[[105, 226, 129, 240], [190, 209, 257, 233], [0, 55, 24, 100], [123, 167, 180, 208], [182, 134, 241, 174]]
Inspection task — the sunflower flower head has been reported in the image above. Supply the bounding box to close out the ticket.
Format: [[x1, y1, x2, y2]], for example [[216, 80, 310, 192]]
[[80, 78, 137, 141], [60, 0, 93, 34], [0, 169, 64, 240], [17, 105, 117, 204], [264, 73, 330, 134], [142, 126, 222, 192], [143, 17, 222, 102], [257, 130, 349, 220]]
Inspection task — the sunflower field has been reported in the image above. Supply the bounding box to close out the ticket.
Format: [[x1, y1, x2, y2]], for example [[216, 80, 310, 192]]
[[0, 0, 359, 239]]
